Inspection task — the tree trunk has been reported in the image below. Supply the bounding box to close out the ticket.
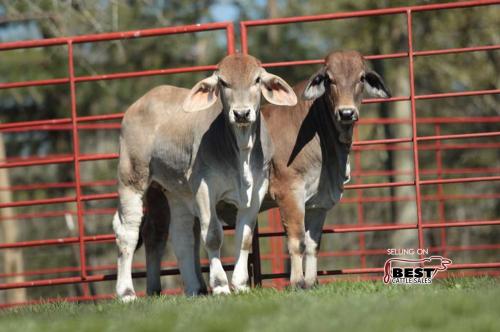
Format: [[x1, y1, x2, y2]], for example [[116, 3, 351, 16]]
[[0, 133, 27, 303], [267, 0, 279, 45], [389, 64, 417, 250]]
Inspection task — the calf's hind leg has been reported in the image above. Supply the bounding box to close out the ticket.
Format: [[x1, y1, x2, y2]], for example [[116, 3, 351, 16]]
[[142, 185, 170, 296], [276, 186, 306, 288], [113, 184, 145, 301]]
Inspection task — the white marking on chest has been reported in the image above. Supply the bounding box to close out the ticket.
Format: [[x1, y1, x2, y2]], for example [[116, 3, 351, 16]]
[[239, 148, 253, 208]]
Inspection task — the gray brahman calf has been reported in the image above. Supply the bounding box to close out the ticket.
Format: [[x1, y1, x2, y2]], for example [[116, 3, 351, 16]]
[[112, 53, 297, 300]]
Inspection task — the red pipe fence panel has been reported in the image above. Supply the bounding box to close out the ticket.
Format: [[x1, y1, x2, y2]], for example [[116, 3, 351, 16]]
[[1, 1, 499, 308]]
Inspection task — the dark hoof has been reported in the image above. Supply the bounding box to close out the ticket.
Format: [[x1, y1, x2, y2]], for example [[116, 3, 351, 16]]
[[147, 289, 162, 297]]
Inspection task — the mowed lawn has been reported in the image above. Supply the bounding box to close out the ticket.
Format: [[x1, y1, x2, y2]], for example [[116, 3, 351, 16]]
[[0, 277, 498, 332]]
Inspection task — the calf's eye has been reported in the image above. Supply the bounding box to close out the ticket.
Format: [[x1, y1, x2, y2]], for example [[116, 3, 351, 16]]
[[255, 77, 261, 84]]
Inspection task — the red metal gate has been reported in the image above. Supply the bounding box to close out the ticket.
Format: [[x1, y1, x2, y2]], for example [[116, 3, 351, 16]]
[[240, 0, 500, 286], [1, 0, 499, 308]]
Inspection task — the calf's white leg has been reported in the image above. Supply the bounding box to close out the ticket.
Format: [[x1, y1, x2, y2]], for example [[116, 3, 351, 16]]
[[196, 181, 230, 295], [231, 209, 257, 292], [232, 178, 268, 292], [113, 186, 144, 301], [304, 208, 327, 288]]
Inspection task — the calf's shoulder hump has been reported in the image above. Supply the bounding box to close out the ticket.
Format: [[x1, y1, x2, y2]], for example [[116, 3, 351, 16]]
[[122, 85, 189, 125]]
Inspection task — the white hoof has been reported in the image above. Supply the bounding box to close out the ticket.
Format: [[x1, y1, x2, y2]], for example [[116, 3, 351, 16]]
[[233, 284, 250, 293], [212, 285, 231, 295], [120, 293, 137, 302], [117, 288, 137, 302], [304, 277, 318, 289], [290, 277, 306, 289]]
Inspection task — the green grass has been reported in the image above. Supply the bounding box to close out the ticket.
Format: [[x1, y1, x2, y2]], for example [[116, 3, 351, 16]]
[[1, 278, 499, 332]]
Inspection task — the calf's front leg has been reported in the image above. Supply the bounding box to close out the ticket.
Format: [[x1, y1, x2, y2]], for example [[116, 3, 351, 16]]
[[169, 199, 207, 296], [232, 179, 268, 292], [304, 208, 327, 288], [196, 181, 230, 295], [231, 207, 259, 292], [276, 186, 306, 288]]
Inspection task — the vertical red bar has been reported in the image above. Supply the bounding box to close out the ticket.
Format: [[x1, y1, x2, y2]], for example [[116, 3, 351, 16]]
[[226, 22, 235, 54], [240, 22, 248, 54], [435, 124, 447, 256], [67, 41, 87, 282], [406, 10, 425, 257], [354, 127, 366, 268]]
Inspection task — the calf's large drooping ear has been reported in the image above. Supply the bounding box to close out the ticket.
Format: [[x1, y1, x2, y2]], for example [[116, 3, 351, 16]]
[[364, 70, 392, 98], [183, 74, 219, 112], [260, 70, 297, 106], [302, 67, 327, 100]]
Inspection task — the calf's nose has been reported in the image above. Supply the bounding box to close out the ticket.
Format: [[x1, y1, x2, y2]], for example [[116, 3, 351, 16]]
[[339, 108, 357, 121], [234, 109, 251, 122]]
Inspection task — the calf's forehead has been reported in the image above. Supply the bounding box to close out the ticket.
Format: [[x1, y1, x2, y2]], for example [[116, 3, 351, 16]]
[[325, 51, 365, 79], [217, 54, 262, 85]]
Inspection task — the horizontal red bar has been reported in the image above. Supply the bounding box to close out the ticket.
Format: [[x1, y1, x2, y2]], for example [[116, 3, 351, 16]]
[[417, 131, 500, 142], [341, 192, 500, 204], [4, 165, 498, 193], [0, 264, 234, 290], [2, 111, 499, 133], [4, 242, 499, 279], [249, 219, 500, 238], [0, 22, 232, 51], [1, 219, 498, 250], [0, 208, 116, 222], [353, 137, 411, 146], [2, 192, 499, 223], [0, 196, 75, 209], [351, 142, 500, 152], [415, 88, 500, 100], [0, 65, 217, 90], [0, 234, 114, 249], [420, 175, 500, 185], [0, 78, 69, 90], [3, 173, 498, 208], [74, 65, 216, 83], [2, 116, 499, 133], [261, 44, 500, 70], [0, 153, 118, 169], [414, 44, 500, 57], [259, 261, 500, 280], [2, 143, 498, 169], [0, 179, 116, 192], [240, 1, 500, 27]]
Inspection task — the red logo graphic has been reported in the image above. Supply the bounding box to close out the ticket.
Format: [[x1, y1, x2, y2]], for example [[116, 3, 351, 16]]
[[383, 256, 452, 284]]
